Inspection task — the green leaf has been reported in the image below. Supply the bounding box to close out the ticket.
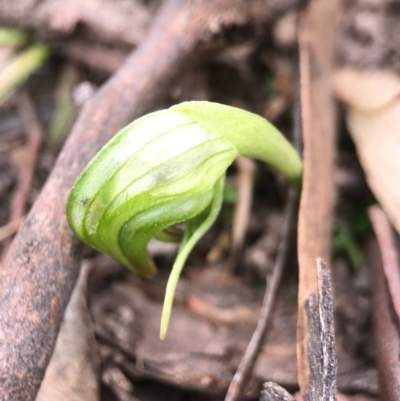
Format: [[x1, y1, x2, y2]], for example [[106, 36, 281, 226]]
[[0, 28, 28, 46], [0, 43, 49, 103]]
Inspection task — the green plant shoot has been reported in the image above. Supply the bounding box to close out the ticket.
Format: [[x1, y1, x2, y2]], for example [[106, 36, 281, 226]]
[[66, 101, 302, 339], [0, 42, 49, 103]]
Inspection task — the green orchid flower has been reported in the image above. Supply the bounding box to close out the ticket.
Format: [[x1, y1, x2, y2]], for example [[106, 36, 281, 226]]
[[66, 101, 302, 338]]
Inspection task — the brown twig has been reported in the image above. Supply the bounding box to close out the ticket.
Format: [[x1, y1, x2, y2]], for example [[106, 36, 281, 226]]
[[13, 93, 43, 220], [368, 206, 400, 401], [225, 187, 298, 401], [1, 92, 43, 259], [297, 0, 339, 399], [0, 1, 295, 400], [57, 41, 127, 74], [226, 157, 256, 273]]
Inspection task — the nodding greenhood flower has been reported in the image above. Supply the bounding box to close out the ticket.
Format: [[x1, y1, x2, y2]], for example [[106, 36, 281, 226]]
[[66, 101, 302, 338]]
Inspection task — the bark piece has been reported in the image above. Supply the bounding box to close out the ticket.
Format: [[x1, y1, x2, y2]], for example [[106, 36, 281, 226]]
[[260, 382, 295, 401], [304, 259, 337, 401]]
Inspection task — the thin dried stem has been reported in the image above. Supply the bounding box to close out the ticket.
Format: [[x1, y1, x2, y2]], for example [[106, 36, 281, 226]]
[[225, 187, 298, 401], [1, 92, 43, 258], [227, 157, 256, 273]]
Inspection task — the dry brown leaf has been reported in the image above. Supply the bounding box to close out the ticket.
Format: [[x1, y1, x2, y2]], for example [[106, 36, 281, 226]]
[[36, 262, 100, 401], [89, 266, 377, 397], [334, 68, 400, 112], [335, 73, 400, 233]]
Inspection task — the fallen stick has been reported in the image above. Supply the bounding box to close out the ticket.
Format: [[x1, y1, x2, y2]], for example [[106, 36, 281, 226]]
[[297, 0, 339, 398]]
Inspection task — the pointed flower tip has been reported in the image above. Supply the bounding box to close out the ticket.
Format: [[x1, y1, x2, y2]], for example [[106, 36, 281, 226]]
[[138, 267, 157, 280], [132, 257, 158, 279]]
